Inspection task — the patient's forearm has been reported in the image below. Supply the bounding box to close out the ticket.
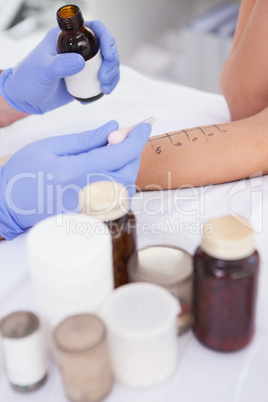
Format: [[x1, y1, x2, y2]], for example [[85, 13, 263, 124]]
[[136, 108, 268, 190], [0, 94, 29, 127]]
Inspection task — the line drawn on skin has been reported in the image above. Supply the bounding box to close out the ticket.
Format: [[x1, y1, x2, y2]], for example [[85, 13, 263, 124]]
[[148, 125, 228, 155], [213, 124, 227, 133], [198, 127, 206, 136]]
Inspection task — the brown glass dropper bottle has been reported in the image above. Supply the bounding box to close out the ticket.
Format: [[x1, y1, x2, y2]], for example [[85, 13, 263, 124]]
[[56, 4, 103, 103]]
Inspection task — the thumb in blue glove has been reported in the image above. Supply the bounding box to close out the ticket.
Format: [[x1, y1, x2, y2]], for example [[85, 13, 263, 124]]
[[0, 121, 151, 240], [0, 21, 120, 114]]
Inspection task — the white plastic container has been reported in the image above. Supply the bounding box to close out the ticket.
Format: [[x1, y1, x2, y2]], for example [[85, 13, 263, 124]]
[[128, 245, 193, 335], [26, 214, 113, 348], [101, 283, 180, 388]]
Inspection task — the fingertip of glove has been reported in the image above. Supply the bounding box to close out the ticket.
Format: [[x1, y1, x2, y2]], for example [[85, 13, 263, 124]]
[[88, 20, 105, 33], [100, 64, 120, 86], [141, 122, 152, 136], [46, 25, 60, 40], [129, 122, 152, 141], [106, 119, 119, 131]]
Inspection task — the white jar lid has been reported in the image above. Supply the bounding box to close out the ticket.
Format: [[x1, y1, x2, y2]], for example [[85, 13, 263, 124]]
[[54, 314, 105, 353], [201, 215, 255, 260], [101, 283, 180, 340], [79, 181, 129, 221], [26, 213, 112, 274], [128, 246, 192, 286]]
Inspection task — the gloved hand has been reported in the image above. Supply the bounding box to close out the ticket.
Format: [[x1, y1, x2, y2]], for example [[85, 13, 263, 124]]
[[0, 121, 151, 240], [0, 21, 120, 114]]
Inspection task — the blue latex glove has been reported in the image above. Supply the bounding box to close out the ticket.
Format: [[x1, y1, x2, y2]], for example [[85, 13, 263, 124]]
[[0, 21, 120, 114], [0, 121, 151, 240]]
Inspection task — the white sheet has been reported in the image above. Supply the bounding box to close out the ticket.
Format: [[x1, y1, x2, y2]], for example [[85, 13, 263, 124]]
[[0, 49, 268, 401]]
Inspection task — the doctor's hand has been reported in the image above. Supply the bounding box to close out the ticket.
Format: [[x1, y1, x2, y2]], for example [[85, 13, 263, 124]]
[[0, 22, 120, 115], [0, 121, 151, 240]]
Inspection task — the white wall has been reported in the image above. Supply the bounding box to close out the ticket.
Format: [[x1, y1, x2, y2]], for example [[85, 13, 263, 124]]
[[93, 0, 194, 62], [92, 0, 233, 61]]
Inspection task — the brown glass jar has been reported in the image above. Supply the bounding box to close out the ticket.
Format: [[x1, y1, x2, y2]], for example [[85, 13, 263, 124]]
[[56, 4, 103, 102], [79, 181, 136, 288], [106, 211, 136, 288], [193, 216, 259, 352]]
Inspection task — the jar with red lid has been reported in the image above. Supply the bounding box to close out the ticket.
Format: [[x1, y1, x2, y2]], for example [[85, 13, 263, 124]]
[[193, 215, 259, 352]]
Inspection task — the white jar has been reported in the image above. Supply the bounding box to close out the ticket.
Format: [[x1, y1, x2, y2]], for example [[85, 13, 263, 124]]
[[26, 214, 113, 349], [101, 283, 180, 388]]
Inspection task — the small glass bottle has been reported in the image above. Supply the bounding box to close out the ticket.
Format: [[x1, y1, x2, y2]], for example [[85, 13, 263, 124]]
[[193, 215, 259, 352], [0, 311, 47, 392], [56, 4, 103, 102], [79, 181, 137, 288]]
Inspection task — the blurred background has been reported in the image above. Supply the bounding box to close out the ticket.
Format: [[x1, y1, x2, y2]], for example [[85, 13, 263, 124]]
[[0, 0, 241, 94]]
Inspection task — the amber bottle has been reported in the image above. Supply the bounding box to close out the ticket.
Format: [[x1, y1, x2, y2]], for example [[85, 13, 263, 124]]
[[56, 4, 103, 102], [79, 181, 137, 288], [193, 216, 259, 352]]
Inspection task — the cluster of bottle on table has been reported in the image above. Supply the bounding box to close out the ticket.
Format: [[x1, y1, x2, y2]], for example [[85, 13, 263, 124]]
[[0, 179, 259, 402]]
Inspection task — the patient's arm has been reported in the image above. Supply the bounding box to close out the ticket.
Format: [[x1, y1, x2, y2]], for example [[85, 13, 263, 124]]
[[0, 94, 29, 127], [136, 107, 268, 190], [220, 0, 268, 120]]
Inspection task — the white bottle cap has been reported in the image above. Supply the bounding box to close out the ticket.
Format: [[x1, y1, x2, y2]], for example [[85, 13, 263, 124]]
[[201, 215, 255, 260], [79, 181, 130, 221]]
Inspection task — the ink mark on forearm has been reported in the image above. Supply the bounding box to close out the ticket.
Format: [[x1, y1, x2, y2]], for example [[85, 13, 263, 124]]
[[198, 127, 206, 136], [182, 130, 190, 141], [166, 133, 173, 144], [148, 123, 228, 155], [213, 125, 228, 133], [149, 138, 163, 154]]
